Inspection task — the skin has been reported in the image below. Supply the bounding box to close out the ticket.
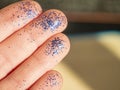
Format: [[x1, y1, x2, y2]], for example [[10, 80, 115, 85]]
[[0, 0, 42, 42], [29, 70, 63, 90], [0, 0, 70, 90]]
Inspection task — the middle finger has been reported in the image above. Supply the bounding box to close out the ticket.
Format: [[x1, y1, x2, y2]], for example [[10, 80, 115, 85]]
[[0, 9, 67, 80]]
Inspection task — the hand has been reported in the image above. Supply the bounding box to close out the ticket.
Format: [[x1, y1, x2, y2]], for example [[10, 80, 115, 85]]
[[0, 0, 70, 90]]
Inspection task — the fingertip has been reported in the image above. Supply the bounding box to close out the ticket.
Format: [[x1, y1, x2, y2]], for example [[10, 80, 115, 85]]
[[49, 70, 63, 88], [46, 70, 63, 89], [30, 0, 43, 13], [29, 70, 63, 90], [44, 33, 70, 61], [37, 9, 68, 33], [47, 9, 68, 31], [58, 33, 70, 54], [19, 0, 42, 17]]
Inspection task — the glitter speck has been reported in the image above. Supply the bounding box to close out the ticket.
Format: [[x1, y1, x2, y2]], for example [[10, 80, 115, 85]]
[[40, 11, 64, 32], [45, 37, 64, 56]]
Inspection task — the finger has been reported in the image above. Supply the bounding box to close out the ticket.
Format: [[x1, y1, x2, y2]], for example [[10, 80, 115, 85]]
[[0, 9, 67, 79], [0, 0, 42, 42], [0, 33, 70, 90], [29, 70, 63, 90]]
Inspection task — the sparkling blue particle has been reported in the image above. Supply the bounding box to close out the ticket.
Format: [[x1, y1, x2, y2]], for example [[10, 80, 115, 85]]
[[45, 37, 64, 56], [40, 11, 62, 32]]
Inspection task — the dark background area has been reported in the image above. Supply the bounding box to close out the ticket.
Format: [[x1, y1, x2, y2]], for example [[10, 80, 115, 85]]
[[64, 22, 120, 34]]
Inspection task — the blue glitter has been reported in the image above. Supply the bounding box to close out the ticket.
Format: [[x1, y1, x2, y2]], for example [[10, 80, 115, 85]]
[[38, 73, 60, 89], [27, 10, 36, 19], [18, 1, 37, 19], [46, 74, 60, 87], [45, 37, 64, 56], [40, 11, 64, 32], [47, 19, 54, 29], [50, 20, 61, 30]]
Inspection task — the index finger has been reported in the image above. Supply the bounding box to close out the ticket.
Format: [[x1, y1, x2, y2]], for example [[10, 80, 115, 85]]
[[0, 0, 42, 42]]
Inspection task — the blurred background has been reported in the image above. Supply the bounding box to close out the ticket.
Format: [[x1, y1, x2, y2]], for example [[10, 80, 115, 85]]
[[0, 0, 120, 90]]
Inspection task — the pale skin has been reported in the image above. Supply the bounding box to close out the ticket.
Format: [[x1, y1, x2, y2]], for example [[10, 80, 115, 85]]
[[0, 0, 70, 90]]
